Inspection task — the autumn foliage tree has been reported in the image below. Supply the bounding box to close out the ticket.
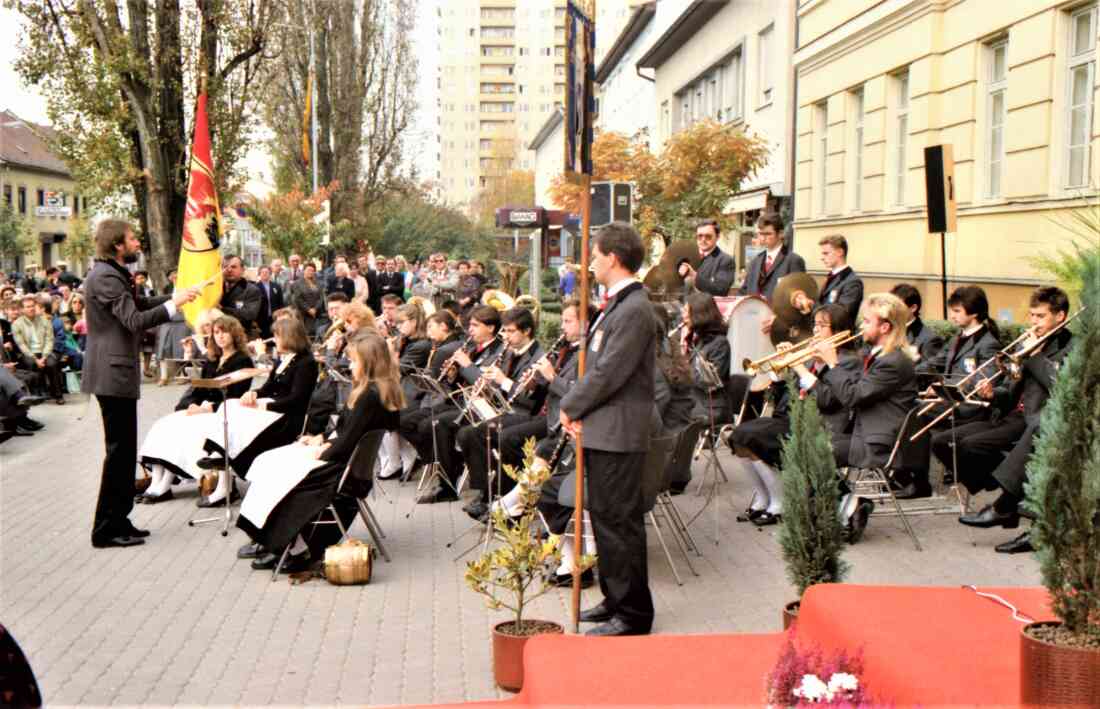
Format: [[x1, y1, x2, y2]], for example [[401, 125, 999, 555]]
[[247, 184, 338, 262]]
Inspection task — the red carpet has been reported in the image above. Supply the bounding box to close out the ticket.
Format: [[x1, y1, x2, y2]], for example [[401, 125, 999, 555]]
[[401, 584, 1052, 707]]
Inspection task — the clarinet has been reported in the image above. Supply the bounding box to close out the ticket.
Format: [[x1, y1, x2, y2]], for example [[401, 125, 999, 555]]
[[436, 336, 474, 383], [468, 339, 509, 399], [544, 432, 571, 474], [506, 334, 568, 405]]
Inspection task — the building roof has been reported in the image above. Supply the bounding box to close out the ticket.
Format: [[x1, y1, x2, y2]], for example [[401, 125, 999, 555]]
[[594, 2, 657, 84], [0, 109, 71, 177], [636, 0, 730, 71], [528, 108, 565, 152]]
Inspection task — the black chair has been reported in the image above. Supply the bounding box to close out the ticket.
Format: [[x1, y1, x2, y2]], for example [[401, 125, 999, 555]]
[[640, 435, 696, 585], [271, 429, 390, 578]]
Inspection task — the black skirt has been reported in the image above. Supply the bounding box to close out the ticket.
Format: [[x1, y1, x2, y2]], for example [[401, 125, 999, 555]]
[[728, 417, 790, 467]]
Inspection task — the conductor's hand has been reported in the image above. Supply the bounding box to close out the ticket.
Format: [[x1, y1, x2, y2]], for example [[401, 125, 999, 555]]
[[240, 390, 258, 408], [535, 358, 556, 381], [172, 285, 201, 307], [453, 349, 472, 368]]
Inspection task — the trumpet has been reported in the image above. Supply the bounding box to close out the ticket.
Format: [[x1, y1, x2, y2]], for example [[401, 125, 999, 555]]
[[993, 307, 1084, 382], [743, 331, 859, 376], [322, 318, 346, 341]]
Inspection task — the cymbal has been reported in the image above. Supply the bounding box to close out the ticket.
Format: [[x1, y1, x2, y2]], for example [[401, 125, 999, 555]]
[[644, 239, 701, 296], [772, 272, 819, 327]]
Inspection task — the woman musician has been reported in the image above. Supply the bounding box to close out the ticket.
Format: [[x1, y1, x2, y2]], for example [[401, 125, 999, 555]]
[[195, 317, 318, 507], [303, 302, 376, 436], [378, 303, 431, 480], [682, 292, 733, 425], [727, 303, 860, 527], [137, 314, 254, 504], [237, 332, 403, 573], [653, 304, 699, 494]]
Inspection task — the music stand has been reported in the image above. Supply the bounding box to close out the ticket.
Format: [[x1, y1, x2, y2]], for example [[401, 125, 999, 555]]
[[187, 367, 266, 536], [405, 370, 467, 519], [685, 361, 738, 543]]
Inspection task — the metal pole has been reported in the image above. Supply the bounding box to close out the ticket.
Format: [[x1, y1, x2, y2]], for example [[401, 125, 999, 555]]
[[571, 173, 592, 634], [940, 231, 948, 320], [529, 229, 540, 300], [309, 6, 319, 196]]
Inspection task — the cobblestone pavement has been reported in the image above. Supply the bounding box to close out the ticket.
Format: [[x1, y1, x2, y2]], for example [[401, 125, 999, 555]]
[[1, 385, 1040, 707]]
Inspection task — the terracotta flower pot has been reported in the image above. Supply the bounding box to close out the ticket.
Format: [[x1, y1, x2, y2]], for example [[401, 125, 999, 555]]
[[492, 619, 564, 692], [782, 600, 800, 630], [1020, 621, 1100, 705]]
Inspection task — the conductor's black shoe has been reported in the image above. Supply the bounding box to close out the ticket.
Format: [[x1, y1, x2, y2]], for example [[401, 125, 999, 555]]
[[551, 569, 594, 588], [92, 534, 145, 549], [894, 482, 932, 499], [751, 511, 782, 527], [736, 508, 765, 523], [585, 617, 650, 637], [960, 504, 1020, 529], [197, 456, 228, 470], [123, 523, 151, 538], [995, 531, 1034, 554], [465, 501, 489, 521], [238, 542, 267, 559], [578, 602, 614, 623]]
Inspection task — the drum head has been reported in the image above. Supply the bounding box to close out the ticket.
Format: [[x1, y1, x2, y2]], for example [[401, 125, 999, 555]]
[[719, 296, 776, 392]]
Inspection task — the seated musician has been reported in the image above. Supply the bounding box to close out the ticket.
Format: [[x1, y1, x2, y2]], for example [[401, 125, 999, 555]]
[[682, 292, 733, 425], [394, 310, 465, 499], [816, 234, 863, 326], [808, 293, 918, 474], [314, 292, 348, 342], [379, 303, 432, 479], [237, 332, 403, 572], [458, 306, 548, 521], [910, 285, 1002, 498], [891, 283, 945, 363], [486, 298, 594, 520], [728, 303, 859, 527], [652, 304, 695, 494], [196, 316, 318, 507], [378, 294, 403, 338], [303, 302, 376, 435], [137, 315, 253, 503], [954, 287, 1073, 554]]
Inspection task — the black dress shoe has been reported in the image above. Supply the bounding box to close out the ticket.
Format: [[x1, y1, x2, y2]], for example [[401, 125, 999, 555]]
[[197, 456, 228, 470], [551, 569, 594, 588], [585, 617, 650, 637], [578, 602, 614, 623], [0, 431, 13, 444], [15, 416, 43, 430], [751, 511, 782, 527], [92, 535, 145, 549], [54, 396, 65, 405], [237, 542, 267, 559], [668, 483, 688, 496], [959, 504, 1019, 529], [251, 552, 278, 569], [140, 490, 174, 505], [846, 499, 874, 544], [465, 501, 489, 521], [995, 531, 1034, 554], [124, 524, 151, 538], [4, 427, 32, 437], [894, 482, 932, 499], [251, 549, 311, 572], [427, 489, 459, 504], [736, 508, 765, 523]]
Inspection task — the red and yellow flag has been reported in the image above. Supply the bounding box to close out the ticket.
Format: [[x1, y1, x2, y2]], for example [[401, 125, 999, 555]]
[[302, 73, 312, 165], [178, 92, 224, 329]]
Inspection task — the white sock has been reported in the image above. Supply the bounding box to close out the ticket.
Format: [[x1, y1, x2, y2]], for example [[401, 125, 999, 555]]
[[399, 437, 418, 470], [288, 534, 308, 556], [556, 538, 576, 575], [753, 460, 783, 515], [740, 456, 770, 511], [380, 432, 400, 472], [493, 485, 525, 517], [146, 464, 172, 496], [206, 468, 233, 503]]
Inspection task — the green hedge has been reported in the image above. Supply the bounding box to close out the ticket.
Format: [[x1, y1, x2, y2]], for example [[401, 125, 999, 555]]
[[538, 311, 562, 346], [923, 318, 1028, 345]]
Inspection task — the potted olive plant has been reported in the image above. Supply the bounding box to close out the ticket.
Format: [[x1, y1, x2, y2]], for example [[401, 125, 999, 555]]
[[777, 382, 850, 628], [465, 440, 591, 692], [1019, 246, 1100, 704]]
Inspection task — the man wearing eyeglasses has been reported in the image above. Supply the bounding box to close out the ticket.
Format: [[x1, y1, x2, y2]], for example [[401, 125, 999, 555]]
[[678, 218, 736, 297], [414, 252, 458, 307]]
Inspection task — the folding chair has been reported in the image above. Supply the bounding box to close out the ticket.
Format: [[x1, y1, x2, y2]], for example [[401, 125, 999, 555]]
[[642, 435, 698, 585], [657, 423, 704, 557], [272, 429, 390, 579]]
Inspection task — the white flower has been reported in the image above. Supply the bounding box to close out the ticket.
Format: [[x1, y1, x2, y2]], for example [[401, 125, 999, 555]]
[[827, 672, 859, 694], [791, 674, 829, 702]]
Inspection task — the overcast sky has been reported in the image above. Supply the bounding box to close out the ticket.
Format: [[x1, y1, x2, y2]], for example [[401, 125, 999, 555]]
[[0, 2, 439, 198]]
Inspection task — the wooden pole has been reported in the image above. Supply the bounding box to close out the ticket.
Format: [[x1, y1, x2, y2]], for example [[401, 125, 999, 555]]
[[571, 173, 592, 635]]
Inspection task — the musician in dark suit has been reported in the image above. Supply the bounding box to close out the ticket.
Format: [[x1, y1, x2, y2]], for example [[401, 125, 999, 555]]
[[816, 235, 863, 326], [678, 219, 736, 297], [891, 283, 945, 364], [810, 292, 918, 471], [738, 212, 807, 302], [255, 265, 285, 339], [219, 255, 262, 336], [955, 287, 1073, 554], [82, 219, 198, 548], [560, 221, 657, 637]]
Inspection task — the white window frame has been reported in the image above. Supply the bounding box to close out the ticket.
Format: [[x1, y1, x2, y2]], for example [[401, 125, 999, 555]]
[[851, 88, 865, 211], [725, 49, 743, 121], [986, 38, 1008, 198], [816, 101, 828, 216], [758, 25, 774, 107], [1065, 4, 1097, 189], [893, 70, 910, 206]]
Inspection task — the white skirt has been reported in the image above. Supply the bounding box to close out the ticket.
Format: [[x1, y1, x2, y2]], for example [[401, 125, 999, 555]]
[[239, 443, 327, 529], [201, 399, 284, 460], [139, 409, 220, 479]]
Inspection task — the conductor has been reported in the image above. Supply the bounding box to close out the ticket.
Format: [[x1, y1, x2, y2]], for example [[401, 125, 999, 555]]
[[560, 221, 657, 636], [83, 219, 198, 548]]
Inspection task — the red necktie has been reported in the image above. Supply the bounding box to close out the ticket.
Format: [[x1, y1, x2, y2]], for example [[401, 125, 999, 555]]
[[863, 353, 875, 372], [765, 255, 775, 273], [599, 293, 610, 311]]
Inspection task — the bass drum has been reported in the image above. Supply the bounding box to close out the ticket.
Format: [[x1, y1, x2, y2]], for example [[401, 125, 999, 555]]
[[715, 295, 775, 392]]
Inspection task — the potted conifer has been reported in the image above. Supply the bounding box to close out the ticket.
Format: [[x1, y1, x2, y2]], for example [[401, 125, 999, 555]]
[[777, 383, 850, 629], [1018, 247, 1100, 704], [464, 440, 592, 692]]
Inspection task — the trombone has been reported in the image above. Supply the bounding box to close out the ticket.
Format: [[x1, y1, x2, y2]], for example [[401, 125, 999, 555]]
[[742, 330, 860, 376]]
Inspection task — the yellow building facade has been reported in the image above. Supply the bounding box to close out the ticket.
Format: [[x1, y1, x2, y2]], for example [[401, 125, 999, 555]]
[[793, 0, 1099, 322]]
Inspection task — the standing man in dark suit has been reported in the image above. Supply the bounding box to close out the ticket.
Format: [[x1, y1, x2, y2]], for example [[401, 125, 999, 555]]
[[82, 219, 198, 548], [560, 221, 657, 637], [357, 255, 383, 314], [678, 218, 736, 297], [891, 283, 944, 364], [255, 264, 284, 339], [377, 257, 406, 301], [816, 234, 863, 326], [738, 212, 806, 302], [219, 255, 261, 336]]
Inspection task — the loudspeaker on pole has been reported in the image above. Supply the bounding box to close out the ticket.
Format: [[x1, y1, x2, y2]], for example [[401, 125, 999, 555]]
[[924, 145, 957, 234]]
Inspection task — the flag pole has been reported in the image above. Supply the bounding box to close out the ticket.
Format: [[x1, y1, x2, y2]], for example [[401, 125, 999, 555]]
[[570, 0, 595, 637]]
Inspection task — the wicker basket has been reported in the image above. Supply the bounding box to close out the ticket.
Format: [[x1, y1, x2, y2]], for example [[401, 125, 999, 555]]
[[1020, 621, 1100, 704], [323, 539, 374, 585]]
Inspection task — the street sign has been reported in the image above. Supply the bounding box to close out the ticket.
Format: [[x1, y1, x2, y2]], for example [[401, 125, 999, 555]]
[[35, 206, 71, 217]]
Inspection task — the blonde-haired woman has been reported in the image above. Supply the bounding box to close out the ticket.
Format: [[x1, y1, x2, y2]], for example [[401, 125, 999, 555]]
[[237, 332, 404, 572], [379, 302, 431, 479]]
